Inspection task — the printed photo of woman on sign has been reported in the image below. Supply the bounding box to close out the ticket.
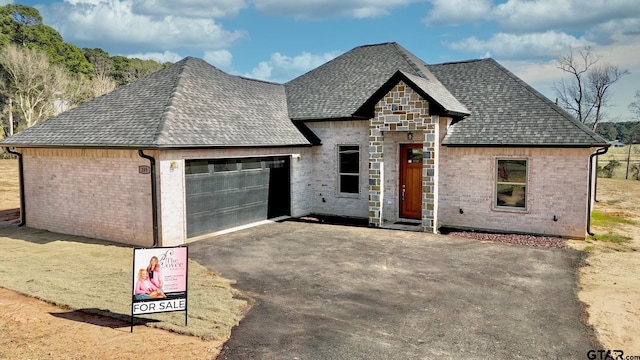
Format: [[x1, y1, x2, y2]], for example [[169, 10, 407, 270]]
[[146, 256, 163, 290], [132, 247, 187, 302], [134, 268, 166, 300]]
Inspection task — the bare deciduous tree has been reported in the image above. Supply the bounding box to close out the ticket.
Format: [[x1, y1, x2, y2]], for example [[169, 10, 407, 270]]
[[90, 72, 117, 98], [554, 47, 629, 131], [0, 44, 75, 130], [630, 90, 640, 120]]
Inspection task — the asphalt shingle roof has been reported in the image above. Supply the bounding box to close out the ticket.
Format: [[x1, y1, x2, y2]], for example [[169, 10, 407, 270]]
[[428, 58, 608, 146], [285, 42, 467, 120], [1, 43, 608, 149], [1, 57, 310, 148]]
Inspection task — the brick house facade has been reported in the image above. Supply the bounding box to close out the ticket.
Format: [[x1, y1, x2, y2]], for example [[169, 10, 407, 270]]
[[2, 42, 608, 245]]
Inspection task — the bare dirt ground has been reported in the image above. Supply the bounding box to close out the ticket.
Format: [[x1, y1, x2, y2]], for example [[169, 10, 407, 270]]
[[0, 159, 639, 357], [568, 178, 640, 353], [0, 288, 223, 359]]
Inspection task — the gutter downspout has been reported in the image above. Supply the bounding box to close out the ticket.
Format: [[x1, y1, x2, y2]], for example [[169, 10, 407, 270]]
[[5, 147, 25, 226], [138, 150, 159, 247], [587, 146, 609, 236]]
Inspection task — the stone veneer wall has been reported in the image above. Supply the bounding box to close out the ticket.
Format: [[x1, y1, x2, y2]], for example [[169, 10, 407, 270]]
[[369, 81, 438, 232]]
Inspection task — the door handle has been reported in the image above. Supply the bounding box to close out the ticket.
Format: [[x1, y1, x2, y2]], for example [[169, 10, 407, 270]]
[[401, 187, 405, 201]]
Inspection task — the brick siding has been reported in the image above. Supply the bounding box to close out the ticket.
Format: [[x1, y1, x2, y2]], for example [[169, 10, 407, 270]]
[[438, 146, 591, 238], [305, 121, 370, 218], [21, 148, 154, 246]]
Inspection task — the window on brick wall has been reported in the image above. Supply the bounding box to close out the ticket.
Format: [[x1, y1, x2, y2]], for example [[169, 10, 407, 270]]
[[338, 145, 359, 194], [496, 159, 527, 209]]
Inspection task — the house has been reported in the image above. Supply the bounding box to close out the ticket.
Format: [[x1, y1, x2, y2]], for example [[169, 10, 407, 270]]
[[608, 140, 625, 147], [1, 42, 608, 246]]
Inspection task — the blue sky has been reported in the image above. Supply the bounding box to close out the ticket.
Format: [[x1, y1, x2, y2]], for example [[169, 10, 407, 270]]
[[6, 0, 640, 121]]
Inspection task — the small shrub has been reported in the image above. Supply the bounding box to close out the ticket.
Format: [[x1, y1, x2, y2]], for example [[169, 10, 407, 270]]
[[599, 160, 621, 178], [631, 163, 640, 180]]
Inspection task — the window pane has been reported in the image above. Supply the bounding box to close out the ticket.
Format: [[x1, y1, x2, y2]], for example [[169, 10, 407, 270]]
[[213, 160, 237, 172], [407, 148, 423, 163], [339, 146, 359, 174], [340, 175, 359, 193], [240, 158, 262, 170], [497, 184, 526, 208], [185, 160, 208, 174], [497, 159, 526, 183]]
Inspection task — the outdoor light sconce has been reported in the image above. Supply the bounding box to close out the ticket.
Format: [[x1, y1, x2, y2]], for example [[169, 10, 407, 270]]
[[407, 132, 413, 140]]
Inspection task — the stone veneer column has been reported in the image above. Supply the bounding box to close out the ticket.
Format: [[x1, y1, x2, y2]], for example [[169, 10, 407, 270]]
[[368, 81, 438, 233], [368, 117, 384, 227]]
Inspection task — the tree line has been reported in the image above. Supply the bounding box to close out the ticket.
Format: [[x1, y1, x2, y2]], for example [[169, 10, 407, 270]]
[[596, 121, 640, 144], [0, 4, 169, 140]]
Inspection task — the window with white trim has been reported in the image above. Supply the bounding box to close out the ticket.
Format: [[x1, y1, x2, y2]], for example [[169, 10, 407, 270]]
[[496, 159, 527, 209], [338, 145, 359, 194]]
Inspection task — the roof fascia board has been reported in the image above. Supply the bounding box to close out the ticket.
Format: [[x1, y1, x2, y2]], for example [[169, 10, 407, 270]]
[[442, 143, 610, 148]]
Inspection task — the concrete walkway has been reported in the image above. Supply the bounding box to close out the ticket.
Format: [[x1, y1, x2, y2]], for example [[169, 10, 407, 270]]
[[189, 221, 597, 359]]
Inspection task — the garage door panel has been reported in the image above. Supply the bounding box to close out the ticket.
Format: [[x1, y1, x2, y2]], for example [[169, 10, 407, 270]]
[[185, 157, 289, 238]]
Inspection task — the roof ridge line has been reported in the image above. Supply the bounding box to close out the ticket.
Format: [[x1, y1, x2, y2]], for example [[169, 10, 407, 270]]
[[154, 58, 190, 144], [486, 59, 606, 144], [391, 43, 426, 78], [431, 58, 485, 66]]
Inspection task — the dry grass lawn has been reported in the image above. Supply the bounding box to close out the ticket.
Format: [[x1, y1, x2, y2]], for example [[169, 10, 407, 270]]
[[0, 159, 19, 210], [0, 160, 247, 358]]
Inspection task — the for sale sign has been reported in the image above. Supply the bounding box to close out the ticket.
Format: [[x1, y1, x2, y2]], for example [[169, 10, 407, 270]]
[[131, 247, 188, 315]]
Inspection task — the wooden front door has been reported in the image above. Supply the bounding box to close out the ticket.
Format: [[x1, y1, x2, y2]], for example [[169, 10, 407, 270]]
[[400, 144, 423, 219]]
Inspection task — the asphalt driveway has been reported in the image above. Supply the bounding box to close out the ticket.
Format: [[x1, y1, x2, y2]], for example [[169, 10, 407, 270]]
[[189, 221, 597, 359]]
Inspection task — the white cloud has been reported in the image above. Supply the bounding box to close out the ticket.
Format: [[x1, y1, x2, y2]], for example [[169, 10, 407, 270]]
[[251, 0, 419, 19], [585, 17, 640, 44], [41, 0, 245, 54], [493, 0, 640, 33], [244, 50, 340, 82], [446, 31, 592, 59], [423, 0, 492, 26], [125, 50, 184, 63], [203, 49, 233, 70], [132, 0, 247, 19], [0, 0, 13, 4], [246, 61, 273, 80]]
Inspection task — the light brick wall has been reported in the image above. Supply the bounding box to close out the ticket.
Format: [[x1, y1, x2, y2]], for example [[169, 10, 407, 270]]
[[21, 148, 154, 246], [156, 157, 186, 246], [305, 121, 370, 218], [438, 146, 592, 238]]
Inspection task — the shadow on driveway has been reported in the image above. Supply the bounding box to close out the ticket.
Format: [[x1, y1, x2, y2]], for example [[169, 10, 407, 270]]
[[189, 221, 598, 359]]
